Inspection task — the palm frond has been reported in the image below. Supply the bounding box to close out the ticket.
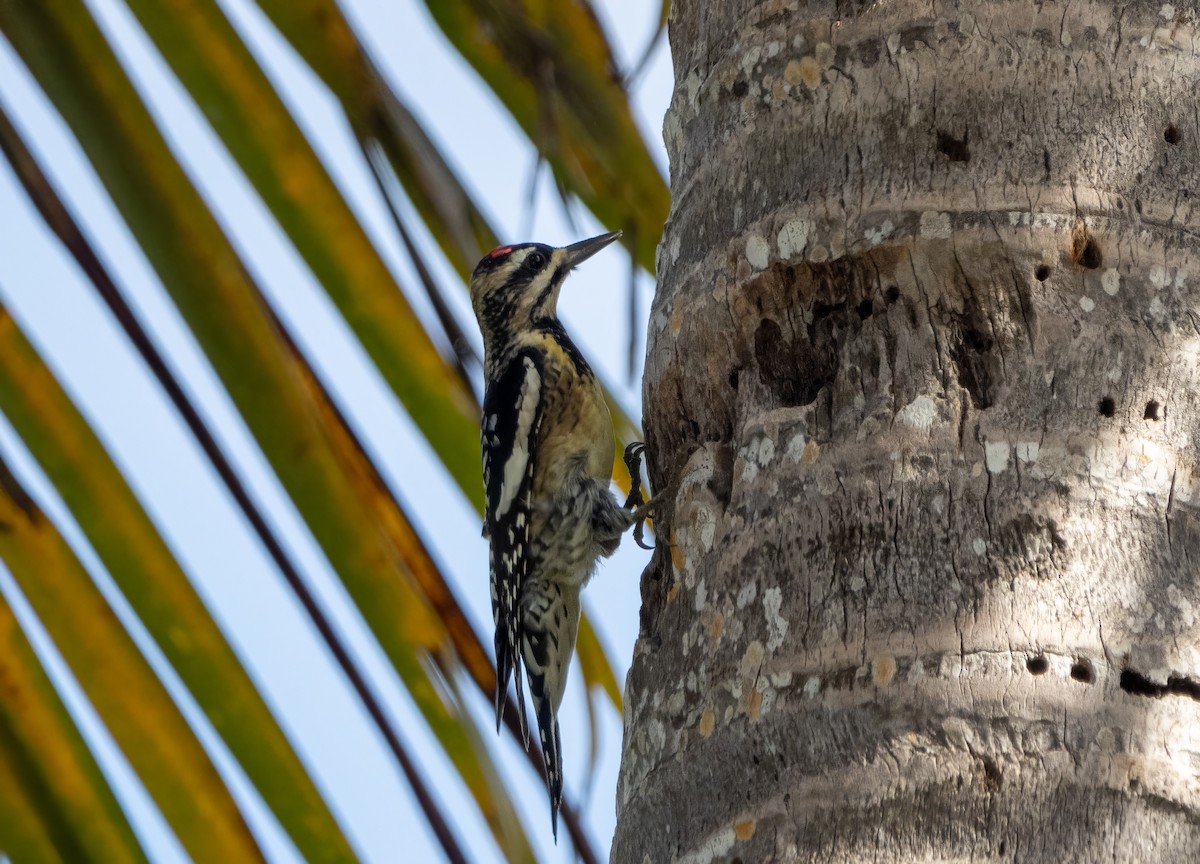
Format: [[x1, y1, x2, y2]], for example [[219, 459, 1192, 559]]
[[0, 0, 666, 856], [0, 580, 148, 864]]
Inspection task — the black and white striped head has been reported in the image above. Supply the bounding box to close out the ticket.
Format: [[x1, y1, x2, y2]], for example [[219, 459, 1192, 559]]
[[469, 231, 622, 347]]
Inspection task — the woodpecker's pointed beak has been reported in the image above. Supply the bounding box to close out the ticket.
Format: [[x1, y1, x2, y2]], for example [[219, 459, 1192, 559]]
[[561, 230, 622, 269]]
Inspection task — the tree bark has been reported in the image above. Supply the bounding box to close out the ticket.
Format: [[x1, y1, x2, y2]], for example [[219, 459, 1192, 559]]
[[615, 2, 1200, 861]]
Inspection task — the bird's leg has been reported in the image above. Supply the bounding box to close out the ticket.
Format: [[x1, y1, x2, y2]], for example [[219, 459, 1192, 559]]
[[622, 442, 646, 511], [622, 442, 676, 550]]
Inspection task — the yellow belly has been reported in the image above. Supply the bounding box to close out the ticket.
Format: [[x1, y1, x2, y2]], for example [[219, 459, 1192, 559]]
[[532, 372, 613, 500]]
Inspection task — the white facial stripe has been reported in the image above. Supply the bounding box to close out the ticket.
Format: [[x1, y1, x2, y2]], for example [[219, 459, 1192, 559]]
[[526, 253, 566, 312]]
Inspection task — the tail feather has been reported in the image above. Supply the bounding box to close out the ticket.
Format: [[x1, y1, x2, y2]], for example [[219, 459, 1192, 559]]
[[520, 580, 575, 841], [513, 654, 530, 747], [494, 622, 530, 744], [536, 695, 563, 842], [493, 630, 511, 734]]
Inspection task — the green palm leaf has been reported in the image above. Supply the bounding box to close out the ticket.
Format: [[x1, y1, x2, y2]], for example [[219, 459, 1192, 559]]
[[0, 735, 69, 864], [0, 0, 666, 856], [422, 0, 668, 271], [0, 433, 266, 862], [0, 303, 356, 861], [0, 2, 528, 856], [0, 586, 147, 863]]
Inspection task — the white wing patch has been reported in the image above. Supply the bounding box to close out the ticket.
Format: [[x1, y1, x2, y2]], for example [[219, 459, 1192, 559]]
[[496, 356, 541, 516]]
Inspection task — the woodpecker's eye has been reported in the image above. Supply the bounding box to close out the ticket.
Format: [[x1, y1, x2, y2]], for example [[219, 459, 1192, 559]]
[[525, 251, 547, 270]]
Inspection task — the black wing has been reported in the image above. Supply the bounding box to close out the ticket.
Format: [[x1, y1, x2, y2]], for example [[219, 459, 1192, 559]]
[[481, 350, 544, 743]]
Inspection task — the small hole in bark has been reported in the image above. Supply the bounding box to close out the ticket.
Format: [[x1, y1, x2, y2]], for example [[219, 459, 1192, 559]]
[[813, 301, 842, 320], [1120, 669, 1160, 697], [1073, 236, 1103, 270], [753, 317, 836, 407], [1135, 199, 1143, 215], [936, 128, 971, 163], [1098, 397, 1116, 417], [1165, 125, 1182, 145], [728, 368, 740, 391], [731, 79, 748, 98], [1167, 676, 1200, 700], [1027, 656, 1049, 675], [885, 286, 900, 304], [962, 328, 992, 352], [1034, 264, 1051, 282], [857, 298, 874, 319], [951, 327, 994, 409], [1070, 661, 1095, 683], [979, 755, 1002, 791], [999, 841, 1007, 856], [1129, 777, 1140, 791], [1144, 400, 1162, 421], [1121, 670, 1200, 701]]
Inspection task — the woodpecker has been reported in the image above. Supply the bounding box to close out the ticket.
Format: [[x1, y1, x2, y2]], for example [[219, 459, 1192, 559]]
[[471, 231, 641, 838]]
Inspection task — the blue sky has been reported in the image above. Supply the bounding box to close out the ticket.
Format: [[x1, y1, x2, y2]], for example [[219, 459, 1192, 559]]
[[0, 0, 672, 861]]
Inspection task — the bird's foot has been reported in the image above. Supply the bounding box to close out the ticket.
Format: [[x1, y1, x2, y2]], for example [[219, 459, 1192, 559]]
[[622, 442, 674, 550], [622, 441, 647, 511]]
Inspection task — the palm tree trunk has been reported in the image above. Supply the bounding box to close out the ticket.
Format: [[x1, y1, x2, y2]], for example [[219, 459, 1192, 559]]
[[615, 2, 1200, 861]]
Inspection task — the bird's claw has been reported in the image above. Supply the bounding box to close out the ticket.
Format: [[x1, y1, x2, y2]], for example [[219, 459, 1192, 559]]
[[622, 442, 646, 510], [623, 442, 655, 549], [632, 516, 653, 550]]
